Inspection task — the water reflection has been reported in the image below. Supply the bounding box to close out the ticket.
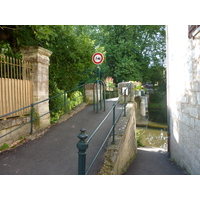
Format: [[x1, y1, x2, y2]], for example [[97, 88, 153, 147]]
[[137, 127, 168, 150]]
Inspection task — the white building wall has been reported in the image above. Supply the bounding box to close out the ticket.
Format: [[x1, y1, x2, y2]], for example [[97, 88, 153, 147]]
[[167, 25, 200, 174]]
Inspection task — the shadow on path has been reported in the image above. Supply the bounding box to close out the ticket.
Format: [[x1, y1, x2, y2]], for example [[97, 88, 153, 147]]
[[123, 147, 188, 175]]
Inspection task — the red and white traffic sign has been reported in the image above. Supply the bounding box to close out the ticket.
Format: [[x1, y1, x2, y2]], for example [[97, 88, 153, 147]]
[[92, 52, 104, 65]]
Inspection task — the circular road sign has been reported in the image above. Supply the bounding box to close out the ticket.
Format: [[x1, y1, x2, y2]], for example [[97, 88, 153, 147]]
[[92, 52, 104, 65]]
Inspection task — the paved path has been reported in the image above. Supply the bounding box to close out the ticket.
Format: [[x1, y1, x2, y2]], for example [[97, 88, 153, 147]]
[[123, 147, 188, 175], [0, 99, 188, 175], [0, 99, 123, 175]]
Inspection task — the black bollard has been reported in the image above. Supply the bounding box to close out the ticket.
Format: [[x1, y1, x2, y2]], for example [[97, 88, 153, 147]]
[[77, 128, 88, 175]]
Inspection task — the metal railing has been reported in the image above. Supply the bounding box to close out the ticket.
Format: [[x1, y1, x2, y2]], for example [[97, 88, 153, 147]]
[[77, 82, 133, 175], [105, 84, 118, 99], [0, 84, 86, 139]]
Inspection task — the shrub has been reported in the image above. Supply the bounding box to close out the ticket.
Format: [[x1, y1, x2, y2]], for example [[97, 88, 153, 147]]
[[50, 90, 83, 123], [70, 91, 83, 107], [136, 129, 145, 147], [49, 85, 65, 123]]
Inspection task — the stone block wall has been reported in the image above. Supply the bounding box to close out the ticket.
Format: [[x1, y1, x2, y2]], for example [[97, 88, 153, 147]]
[[99, 102, 137, 175], [167, 25, 200, 174], [0, 117, 30, 147]]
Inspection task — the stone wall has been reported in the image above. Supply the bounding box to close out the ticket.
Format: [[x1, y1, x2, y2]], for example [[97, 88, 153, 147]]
[[99, 102, 137, 175], [0, 117, 30, 147], [167, 25, 200, 174], [85, 83, 103, 104]]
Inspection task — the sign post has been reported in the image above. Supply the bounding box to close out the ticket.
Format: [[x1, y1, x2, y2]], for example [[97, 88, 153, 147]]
[[92, 52, 104, 80], [92, 52, 105, 113]]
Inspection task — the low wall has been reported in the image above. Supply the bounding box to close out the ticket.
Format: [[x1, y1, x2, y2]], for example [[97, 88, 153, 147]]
[[99, 102, 137, 175], [85, 83, 102, 104], [0, 116, 30, 146]]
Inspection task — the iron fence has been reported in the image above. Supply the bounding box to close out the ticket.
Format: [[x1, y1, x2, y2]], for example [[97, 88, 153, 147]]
[[0, 55, 33, 119], [77, 82, 132, 175], [105, 84, 118, 99]]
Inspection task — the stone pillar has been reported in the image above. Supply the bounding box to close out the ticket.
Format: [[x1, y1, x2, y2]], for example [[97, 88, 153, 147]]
[[118, 82, 134, 103], [140, 97, 146, 117], [21, 46, 52, 130], [85, 83, 94, 104], [85, 83, 102, 104]]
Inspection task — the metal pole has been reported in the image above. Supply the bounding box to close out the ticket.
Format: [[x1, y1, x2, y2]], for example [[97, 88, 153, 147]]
[[130, 83, 133, 102], [112, 104, 116, 144], [83, 84, 86, 102], [96, 80, 99, 113], [103, 82, 106, 111], [30, 104, 34, 135], [97, 65, 100, 80], [100, 81, 102, 110], [77, 128, 88, 175], [124, 90, 127, 117], [97, 65, 100, 112], [93, 83, 95, 111], [64, 91, 67, 113]]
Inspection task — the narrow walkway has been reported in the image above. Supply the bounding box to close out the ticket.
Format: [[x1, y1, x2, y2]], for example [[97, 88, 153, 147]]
[[0, 99, 188, 175], [123, 147, 188, 175], [0, 99, 123, 175]]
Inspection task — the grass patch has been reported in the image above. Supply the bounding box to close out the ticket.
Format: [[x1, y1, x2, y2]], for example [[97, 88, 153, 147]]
[[136, 129, 145, 147], [0, 143, 9, 151]]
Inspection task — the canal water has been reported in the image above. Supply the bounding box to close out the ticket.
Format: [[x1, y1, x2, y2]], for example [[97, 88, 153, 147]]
[[137, 122, 168, 150], [136, 91, 168, 150]]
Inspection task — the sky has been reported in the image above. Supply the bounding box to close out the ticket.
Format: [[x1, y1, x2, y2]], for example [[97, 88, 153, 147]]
[[2, 1, 199, 25]]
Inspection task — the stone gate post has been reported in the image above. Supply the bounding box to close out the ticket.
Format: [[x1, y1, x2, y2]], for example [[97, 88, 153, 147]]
[[118, 82, 134, 103], [21, 46, 52, 131]]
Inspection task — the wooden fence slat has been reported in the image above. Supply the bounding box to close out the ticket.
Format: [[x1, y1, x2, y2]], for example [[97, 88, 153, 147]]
[[0, 55, 32, 119]]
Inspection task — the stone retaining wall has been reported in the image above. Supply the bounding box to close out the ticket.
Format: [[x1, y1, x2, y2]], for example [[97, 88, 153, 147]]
[[0, 117, 30, 147], [99, 102, 137, 175]]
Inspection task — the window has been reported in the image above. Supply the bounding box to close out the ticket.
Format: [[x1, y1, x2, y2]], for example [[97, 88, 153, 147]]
[[188, 25, 200, 39]]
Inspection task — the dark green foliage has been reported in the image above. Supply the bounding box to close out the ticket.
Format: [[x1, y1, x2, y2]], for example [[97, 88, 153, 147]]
[[148, 86, 167, 124], [0, 25, 166, 122], [0, 25, 96, 92], [50, 90, 84, 124], [136, 129, 145, 147], [0, 25, 95, 121], [88, 25, 166, 84]]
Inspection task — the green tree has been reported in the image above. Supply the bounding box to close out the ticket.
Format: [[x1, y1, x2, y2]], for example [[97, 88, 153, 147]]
[[0, 25, 98, 121], [0, 25, 166, 87], [89, 25, 166, 84], [0, 25, 96, 92]]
